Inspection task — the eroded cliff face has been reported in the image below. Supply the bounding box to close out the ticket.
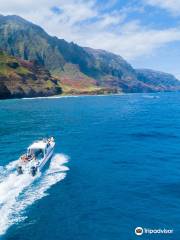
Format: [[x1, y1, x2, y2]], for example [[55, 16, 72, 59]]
[[136, 69, 180, 91], [0, 14, 180, 98], [0, 52, 62, 99], [0, 15, 140, 94]]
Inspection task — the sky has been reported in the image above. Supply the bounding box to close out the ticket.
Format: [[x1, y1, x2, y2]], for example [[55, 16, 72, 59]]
[[0, 0, 180, 78]]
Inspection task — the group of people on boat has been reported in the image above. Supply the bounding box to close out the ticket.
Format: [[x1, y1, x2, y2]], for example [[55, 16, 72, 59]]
[[19, 137, 54, 164], [20, 153, 35, 163]]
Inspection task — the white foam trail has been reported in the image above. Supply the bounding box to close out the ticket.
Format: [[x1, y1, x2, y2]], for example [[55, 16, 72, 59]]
[[0, 167, 5, 182], [0, 160, 19, 183], [5, 160, 19, 171], [0, 153, 69, 236]]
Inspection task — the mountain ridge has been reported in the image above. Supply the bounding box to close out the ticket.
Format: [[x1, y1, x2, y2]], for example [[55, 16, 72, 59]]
[[0, 14, 180, 98]]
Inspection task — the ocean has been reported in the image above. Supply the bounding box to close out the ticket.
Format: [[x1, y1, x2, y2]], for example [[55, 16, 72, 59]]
[[0, 93, 180, 239]]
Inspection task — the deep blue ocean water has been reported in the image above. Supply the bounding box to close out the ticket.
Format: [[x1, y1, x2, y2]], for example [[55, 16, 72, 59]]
[[0, 93, 180, 240]]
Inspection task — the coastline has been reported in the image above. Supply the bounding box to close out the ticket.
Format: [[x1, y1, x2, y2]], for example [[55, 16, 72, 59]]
[[0, 91, 170, 102], [0, 92, 124, 101]]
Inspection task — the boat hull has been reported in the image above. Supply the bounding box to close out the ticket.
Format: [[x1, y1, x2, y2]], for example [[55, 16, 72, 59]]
[[38, 145, 54, 171]]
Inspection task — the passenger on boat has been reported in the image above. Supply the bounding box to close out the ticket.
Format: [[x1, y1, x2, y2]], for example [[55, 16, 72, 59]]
[[21, 154, 28, 162]]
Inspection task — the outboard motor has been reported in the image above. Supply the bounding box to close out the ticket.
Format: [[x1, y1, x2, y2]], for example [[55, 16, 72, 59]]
[[17, 166, 23, 175], [30, 166, 37, 177]]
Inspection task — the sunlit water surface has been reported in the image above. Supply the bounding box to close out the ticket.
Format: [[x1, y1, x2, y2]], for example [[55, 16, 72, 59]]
[[0, 93, 180, 240]]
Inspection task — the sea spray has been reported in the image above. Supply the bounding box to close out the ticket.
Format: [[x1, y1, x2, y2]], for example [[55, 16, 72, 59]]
[[0, 154, 69, 236]]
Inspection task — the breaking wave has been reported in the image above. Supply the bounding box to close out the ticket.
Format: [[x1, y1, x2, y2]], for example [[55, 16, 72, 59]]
[[0, 154, 69, 236]]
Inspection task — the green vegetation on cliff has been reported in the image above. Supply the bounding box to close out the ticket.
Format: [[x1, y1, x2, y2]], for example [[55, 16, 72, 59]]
[[0, 51, 62, 99], [0, 51, 30, 76]]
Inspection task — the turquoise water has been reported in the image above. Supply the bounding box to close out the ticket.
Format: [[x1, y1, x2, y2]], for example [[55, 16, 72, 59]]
[[0, 93, 180, 239]]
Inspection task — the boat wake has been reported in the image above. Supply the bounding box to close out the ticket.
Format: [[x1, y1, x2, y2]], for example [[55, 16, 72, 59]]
[[0, 154, 69, 236]]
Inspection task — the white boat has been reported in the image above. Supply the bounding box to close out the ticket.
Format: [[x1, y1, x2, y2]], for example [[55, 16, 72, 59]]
[[16, 137, 55, 176]]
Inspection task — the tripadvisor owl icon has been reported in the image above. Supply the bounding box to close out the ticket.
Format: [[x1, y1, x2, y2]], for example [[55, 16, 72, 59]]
[[135, 227, 143, 236]]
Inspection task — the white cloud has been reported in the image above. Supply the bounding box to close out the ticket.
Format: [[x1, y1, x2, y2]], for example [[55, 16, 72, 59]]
[[78, 24, 180, 59], [145, 0, 180, 16], [0, 0, 180, 61]]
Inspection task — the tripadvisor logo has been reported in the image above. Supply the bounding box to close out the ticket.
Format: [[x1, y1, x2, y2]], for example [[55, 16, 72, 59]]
[[135, 227, 173, 236], [135, 227, 143, 236]]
